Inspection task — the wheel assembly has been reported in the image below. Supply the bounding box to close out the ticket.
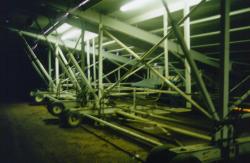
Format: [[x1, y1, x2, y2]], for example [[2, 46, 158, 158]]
[[60, 111, 81, 128], [47, 102, 65, 116], [34, 94, 44, 103]]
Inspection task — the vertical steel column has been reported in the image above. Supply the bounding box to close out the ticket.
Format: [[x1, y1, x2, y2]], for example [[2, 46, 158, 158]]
[[98, 18, 104, 110], [86, 40, 91, 83], [184, 0, 192, 108], [118, 69, 121, 89], [116, 52, 121, 89], [48, 49, 52, 90], [81, 29, 86, 71], [161, 0, 219, 121], [55, 46, 60, 88], [219, 0, 230, 126], [163, 11, 169, 78], [92, 38, 97, 88], [218, 1, 234, 159], [48, 49, 52, 79]]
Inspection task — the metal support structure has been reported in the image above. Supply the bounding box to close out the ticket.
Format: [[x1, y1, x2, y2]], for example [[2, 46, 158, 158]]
[[81, 112, 163, 146], [230, 89, 250, 110], [98, 19, 104, 111], [219, 0, 231, 125], [163, 11, 169, 78], [81, 29, 86, 71], [104, 30, 212, 119], [20, 34, 56, 88], [55, 46, 60, 88], [61, 47, 98, 100], [118, 54, 163, 83], [117, 56, 121, 89], [161, 0, 219, 121], [48, 49, 52, 89], [217, 0, 235, 159], [230, 75, 250, 93], [92, 38, 97, 88], [11, 28, 140, 67], [47, 1, 219, 68], [56, 46, 82, 91], [116, 110, 211, 141], [34, 28, 82, 92], [86, 39, 91, 83], [184, 0, 192, 109], [110, 60, 144, 79]]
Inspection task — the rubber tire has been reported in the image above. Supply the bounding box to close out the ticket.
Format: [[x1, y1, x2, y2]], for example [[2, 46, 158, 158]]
[[47, 102, 65, 117], [146, 145, 176, 163], [169, 154, 201, 163], [60, 111, 81, 128], [35, 95, 44, 103]]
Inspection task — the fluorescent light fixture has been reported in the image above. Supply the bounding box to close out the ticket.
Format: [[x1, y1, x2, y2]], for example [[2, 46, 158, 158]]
[[127, 0, 202, 24], [61, 28, 81, 40], [55, 23, 72, 34], [169, 0, 201, 12], [61, 28, 98, 42], [120, 0, 153, 12], [84, 31, 98, 41]]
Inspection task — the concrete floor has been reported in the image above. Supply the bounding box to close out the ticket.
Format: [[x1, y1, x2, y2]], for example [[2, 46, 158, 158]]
[[0, 103, 148, 163], [1, 103, 249, 163]]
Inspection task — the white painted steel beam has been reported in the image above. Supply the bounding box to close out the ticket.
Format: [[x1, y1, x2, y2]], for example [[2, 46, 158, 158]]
[[11, 28, 136, 66], [46, 2, 219, 68], [184, 0, 192, 108], [151, 8, 250, 33], [163, 11, 169, 77]]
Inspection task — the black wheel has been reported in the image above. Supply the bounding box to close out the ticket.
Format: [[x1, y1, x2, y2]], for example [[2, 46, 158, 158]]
[[146, 145, 176, 163], [34, 94, 44, 103], [169, 154, 201, 163], [47, 102, 65, 116], [60, 111, 81, 128]]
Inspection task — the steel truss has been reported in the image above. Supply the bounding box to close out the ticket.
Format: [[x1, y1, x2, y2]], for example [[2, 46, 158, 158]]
[[13, 0, 250, 162]]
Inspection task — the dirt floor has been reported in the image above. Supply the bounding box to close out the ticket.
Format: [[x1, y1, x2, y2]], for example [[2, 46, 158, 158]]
[[0, 103, 148, 163]]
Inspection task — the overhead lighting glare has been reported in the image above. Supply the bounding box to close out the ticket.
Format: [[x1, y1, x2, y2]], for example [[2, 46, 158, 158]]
[[169, 0, 201, 12], [61, 28, 81, 40], [55, 23, 72, 34], [120, 0, 153, 12], [84, 31, 98, 41], [61, 28, 98, 42], [127, 0, 202, 22]]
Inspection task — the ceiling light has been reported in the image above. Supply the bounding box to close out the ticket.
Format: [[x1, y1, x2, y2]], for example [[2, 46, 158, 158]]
[[61, 28, 98, 42], [120, 0, 153, 12], [61, 28, 81, 40], [169, 0, 201, 12], [55, 23, 72, 34], [84, 31, 98, 41], [121, 0, 202, 13]]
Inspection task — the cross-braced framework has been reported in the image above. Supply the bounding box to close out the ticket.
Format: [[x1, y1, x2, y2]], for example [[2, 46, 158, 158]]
[[9, 0, 250, 162]]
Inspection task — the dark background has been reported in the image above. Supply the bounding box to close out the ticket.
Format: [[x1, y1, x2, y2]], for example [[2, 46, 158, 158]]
[[0, 28, 45, 102]]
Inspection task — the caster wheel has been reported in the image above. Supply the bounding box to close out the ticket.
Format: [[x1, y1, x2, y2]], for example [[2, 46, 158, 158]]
[[35, 94, 44, 103], [60, 111, 81, 128], [47, 102, 65, 116], [146, 145, 176, 163]]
